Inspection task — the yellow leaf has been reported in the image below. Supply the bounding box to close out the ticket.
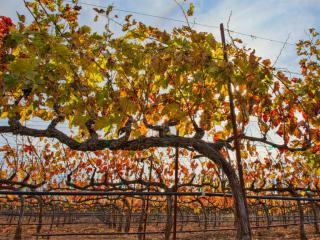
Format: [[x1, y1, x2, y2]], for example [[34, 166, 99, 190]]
[[187, 3, 194, 16], [0, 111, 8, 118], [17, 169, 25, 180]]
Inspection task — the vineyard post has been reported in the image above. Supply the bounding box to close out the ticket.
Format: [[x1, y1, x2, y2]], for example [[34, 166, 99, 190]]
[[173, 131, 179, 240], [219, 23, 251, 236], [142, 157, 153, 240]]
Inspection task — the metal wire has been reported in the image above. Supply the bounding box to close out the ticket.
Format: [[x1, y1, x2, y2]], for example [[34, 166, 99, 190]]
[[1, 191, 319, 202]]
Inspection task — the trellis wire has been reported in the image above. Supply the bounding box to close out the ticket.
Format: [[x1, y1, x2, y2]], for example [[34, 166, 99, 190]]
[[1, 191, 320, 202]]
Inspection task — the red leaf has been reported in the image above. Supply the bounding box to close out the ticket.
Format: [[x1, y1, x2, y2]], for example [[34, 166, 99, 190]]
[[23, 145, 34, 153], [263, 114, 268, 122], [276, 128, 283, 136], [301, 111, 307, 120], [207, 161, 215, 169], [96, 159, 102, 166]]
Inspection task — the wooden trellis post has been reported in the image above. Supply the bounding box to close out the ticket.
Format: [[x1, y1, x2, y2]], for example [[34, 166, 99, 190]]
[[219, 23, 251, 236], [173, 132, 179, 240], [143, 157, 153, 240]]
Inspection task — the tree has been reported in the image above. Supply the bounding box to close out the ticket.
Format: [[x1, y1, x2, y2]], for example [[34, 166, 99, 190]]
[[0, 1, 319, 239]]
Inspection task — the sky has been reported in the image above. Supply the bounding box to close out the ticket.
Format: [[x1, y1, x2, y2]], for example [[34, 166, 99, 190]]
[[0, 0, 319, 147]]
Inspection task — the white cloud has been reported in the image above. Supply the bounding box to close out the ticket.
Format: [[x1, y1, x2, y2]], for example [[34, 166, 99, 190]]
[[193, 0, 320, 71]]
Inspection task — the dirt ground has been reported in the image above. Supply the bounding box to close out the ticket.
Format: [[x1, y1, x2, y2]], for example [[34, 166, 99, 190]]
[[0, 218, 319, 239]]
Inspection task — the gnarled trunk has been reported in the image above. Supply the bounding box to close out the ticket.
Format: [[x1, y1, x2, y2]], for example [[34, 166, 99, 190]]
[[194, 142, 251, 240], [164, 195, 173, 240], [311, 202, 319, 234], [36, 198, 43, 239], [123, 199, 132, 233], [138, 197, 146, 240], [14, 197, 25, 240], [297, 200, 308, 240], [263, 204, 271, 229]]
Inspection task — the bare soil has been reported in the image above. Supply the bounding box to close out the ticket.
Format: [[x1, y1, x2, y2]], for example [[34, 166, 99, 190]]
[[0, 217, 319, 239]]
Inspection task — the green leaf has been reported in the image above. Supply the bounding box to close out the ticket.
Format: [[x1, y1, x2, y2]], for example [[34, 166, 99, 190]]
[[4, 74, 19, 89], [4, 54, 15, 63]]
